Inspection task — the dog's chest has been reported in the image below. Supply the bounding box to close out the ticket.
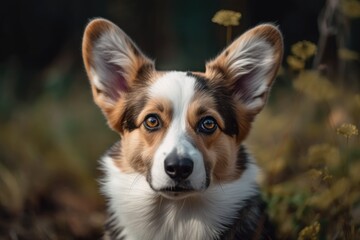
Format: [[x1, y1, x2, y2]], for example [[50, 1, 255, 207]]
[[102, 154, 261, 240], [111, 201, 224, 240]]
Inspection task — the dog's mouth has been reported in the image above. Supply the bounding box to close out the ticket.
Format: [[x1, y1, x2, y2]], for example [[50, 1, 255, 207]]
[[157, 185, 197, 200], [160, 186, 194, 193]]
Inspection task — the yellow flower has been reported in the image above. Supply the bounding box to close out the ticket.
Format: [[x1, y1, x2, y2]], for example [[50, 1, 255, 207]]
[[298, 222, 320, 240], [341, 0, 360, 18], [336, 123, 359, 138], [307, 169, 323, 180], [287, 55, 305, 71], [291, 41, 317, 60], [307, 178, 350, 209], [321, 167, 333, 183], [338, 48, 359, 60], [212, 10, 241, 26], [293, 70, 337, 101]]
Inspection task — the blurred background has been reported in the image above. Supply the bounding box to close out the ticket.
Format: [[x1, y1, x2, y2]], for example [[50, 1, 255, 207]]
[[0, 0, 359, 239]]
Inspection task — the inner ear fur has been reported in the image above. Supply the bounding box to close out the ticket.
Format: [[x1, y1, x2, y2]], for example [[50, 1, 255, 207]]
[[82, 18, 154, 131], [205, 24, 283, 114]]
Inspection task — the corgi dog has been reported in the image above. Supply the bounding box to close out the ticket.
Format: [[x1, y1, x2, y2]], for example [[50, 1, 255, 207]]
[[82, 18, 283, 240]]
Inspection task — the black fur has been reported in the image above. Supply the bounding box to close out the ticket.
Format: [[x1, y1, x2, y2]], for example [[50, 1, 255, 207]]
[[219, 195, 275, 240]]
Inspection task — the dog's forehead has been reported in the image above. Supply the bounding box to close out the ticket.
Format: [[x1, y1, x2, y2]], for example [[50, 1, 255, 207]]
[[146, 71, 239, 137], [148, 71, 198, 109]]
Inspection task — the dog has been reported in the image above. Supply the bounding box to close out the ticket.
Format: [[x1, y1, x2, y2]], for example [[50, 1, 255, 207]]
[[82, 18, 283, 240]]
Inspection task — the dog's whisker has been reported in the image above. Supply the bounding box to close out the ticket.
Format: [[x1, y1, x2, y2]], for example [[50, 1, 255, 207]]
[[213, 173, 225, 193], [158, 195, 163, 210], [218, 182, 225, 193], [179, 198, 187, 212], [129, 173, 142, 192]]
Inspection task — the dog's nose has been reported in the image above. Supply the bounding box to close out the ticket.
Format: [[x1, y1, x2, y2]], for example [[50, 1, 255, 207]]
[[164, 153, 194, 180]]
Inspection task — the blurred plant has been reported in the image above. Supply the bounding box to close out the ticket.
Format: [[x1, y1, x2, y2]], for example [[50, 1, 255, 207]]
[[307, 144, 340, 168], [212, 10, 241, 45], [308, 168, 323, 181], [287, 41, 317, 71], [338, 48, 359, 61], [0, 163, 24, 213], [321, 167, 334, 184], [336, 123, 359, 143], [298, 221, 320, 240], [308, 178, 350, 209], [255, 27, 360, 238], [349, 161, 360, 183], [293, 70, 337, 101], [287, 56, 305, 71], [340, 0, 360, 18], [0, 84, 112, 238], [292, 41, 318, 60], [354, 94, 360, 107]]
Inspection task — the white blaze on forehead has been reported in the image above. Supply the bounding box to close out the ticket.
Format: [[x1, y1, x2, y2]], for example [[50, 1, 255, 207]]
[[149, 71, 196, 128], [148, 71, 206, 190]]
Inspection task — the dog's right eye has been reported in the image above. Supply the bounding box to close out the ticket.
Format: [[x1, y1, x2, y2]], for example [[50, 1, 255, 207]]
[[143, 114, 161, 131]]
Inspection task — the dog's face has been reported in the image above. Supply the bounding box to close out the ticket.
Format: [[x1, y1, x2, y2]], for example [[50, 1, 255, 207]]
[[82, 19, 283, 199]]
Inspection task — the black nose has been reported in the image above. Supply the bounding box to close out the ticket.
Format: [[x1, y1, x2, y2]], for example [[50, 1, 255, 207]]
[[164, 152, 194, 181]]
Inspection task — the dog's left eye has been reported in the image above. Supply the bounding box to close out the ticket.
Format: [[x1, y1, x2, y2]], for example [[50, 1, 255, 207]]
[[198, 117, 217, 134], [143, 114, 161, 131]]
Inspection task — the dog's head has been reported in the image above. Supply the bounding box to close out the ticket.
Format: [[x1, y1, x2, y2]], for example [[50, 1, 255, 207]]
[[82, 18, 283, 199]]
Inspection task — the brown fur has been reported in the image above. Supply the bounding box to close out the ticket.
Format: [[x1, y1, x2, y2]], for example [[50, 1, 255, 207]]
[[114, 98, 173, 173]]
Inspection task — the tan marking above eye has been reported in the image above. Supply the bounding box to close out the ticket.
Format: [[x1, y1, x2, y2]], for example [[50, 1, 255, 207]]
[[187, 96, 225, 131], [136, 98, 173, 128]]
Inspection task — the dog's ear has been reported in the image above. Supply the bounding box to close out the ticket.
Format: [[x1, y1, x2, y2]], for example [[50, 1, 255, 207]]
[[206, 24, 283, 115], [82, 18, 154, 119]]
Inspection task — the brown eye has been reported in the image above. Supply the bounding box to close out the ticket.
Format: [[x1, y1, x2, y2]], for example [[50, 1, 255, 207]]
[[198, 117, 217, 134], [144, 115, 161, 131]]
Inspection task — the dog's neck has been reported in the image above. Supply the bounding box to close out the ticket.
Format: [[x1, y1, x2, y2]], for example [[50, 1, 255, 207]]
[[101, 143, 261, 240]]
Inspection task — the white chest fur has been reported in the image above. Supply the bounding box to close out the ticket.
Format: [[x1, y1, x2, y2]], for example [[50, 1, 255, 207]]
[[101, 155, 260, 240]]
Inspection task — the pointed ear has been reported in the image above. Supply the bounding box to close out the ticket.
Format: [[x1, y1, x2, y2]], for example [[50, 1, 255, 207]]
[[82, 18, 154, 115], [206, 24, 283, 114]]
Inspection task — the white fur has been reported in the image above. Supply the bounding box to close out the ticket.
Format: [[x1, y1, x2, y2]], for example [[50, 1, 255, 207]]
[[227, 37, 275, 110], [148, 72, 207, 191], [101, 154, 260, 240]]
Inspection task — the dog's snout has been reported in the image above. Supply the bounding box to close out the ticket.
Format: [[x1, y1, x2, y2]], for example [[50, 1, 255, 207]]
[[164, 152, 194, 180]]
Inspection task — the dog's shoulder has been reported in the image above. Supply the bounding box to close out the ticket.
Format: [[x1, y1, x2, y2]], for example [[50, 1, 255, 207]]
[[220, 194, 275, 240]]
